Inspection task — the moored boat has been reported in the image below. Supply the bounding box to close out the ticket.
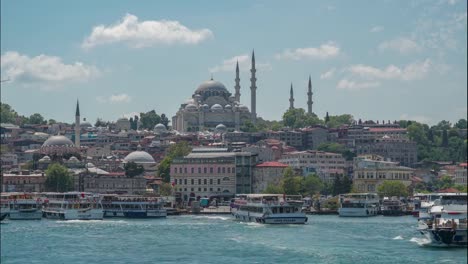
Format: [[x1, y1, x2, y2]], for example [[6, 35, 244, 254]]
[[3, 192, 42, 220], [232, 194, 307, 224], [338, 193, 380, 217], [1, 196, 9, 221], [100, 194, 167, 218], [381, 197, 405, 216], [42, 192, 103, 220]]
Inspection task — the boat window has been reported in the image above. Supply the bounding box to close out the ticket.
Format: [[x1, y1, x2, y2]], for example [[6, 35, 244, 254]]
[[279, 207, 284, 213]]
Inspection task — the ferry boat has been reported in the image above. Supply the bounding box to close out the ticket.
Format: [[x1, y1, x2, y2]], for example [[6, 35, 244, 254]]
[[419, 193, 467, 247], [1, 195, 9, 221], [100, 194, 167, 218], [381, 197, 405, 216], [42, 192, 103, 220], [338, 193, 380, 217], [231, 194, 307, 224], [412, 193, 440, 218], [2, 193, 42, 220]]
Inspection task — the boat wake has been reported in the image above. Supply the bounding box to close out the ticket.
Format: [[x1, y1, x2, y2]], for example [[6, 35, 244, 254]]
[[409, 237, 431, 246], [193, 215, 230, 221], [393, 235, 404, 240]]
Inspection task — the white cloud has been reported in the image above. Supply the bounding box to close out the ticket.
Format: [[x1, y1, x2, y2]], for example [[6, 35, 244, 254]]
[[347, 59, 432, 81], [399, 113, 432, 124], [96, 93, 131, 104], [336, 79, 380, 91], [275, 42, 340, 60], [1, 51, 99, 86], [320, 68, 336, 79], [82, 13, 213, 49], [378, 37, 422, 54], [370, 26, 384, 33], [209, 54, 272, 73]]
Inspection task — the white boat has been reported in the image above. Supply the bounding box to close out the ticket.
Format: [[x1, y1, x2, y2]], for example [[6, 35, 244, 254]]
[[42, 192, 103, 220], [2, 192, 42, 220], [419, 193, 467, 247], [231, 194, 307, 224], [1, 196, 9, 221], [100, 194, 167, 218], [412, 193, 440, 219], [338, 193, 380, 217]]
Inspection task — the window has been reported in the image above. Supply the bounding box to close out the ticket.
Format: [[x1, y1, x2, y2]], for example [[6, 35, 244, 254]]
[[184, 179, 187, 185], [222, 167, 226, 173], [198, 179, 201, 185], [218, 188, 221, 191], [204, 179, 207, 184], [217, 179, 221, 185], [191, 179, 194, 185], [191, 168, 194, 174], [227, 168, 230, 173], [204, 188, 207, 191], [198, 168, 201, 173], [209, 188, 213, 191], [184, 168, 187, 173], [217, 167, 220, 173], [198, 188, 201, 191], [210, 179, 213, 185], [210, 168, 213, 173], [204, 168, 207, 174]]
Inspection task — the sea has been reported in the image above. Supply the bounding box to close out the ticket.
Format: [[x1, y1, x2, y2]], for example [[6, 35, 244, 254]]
[[1, 215, 466, 264]]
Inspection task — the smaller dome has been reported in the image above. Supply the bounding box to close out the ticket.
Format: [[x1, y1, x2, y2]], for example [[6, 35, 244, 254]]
[[39, 156, 51, 162], [185, 98, 195, 105], [225, 104, 232, 109], [69, 156, 79, 162], [202, 104, 209, 109], [123, 151, 156, 164], [42, 135, 75, 148], [86, 162, 95, 168], [117, 117, 129, 122], [211, 104, 223, 111], [185, 104, 198, 111], [215, 124, 227, 133], [154, 123, 167, 134], [239, 105, 249, 112], [80, 122, 92, 128]]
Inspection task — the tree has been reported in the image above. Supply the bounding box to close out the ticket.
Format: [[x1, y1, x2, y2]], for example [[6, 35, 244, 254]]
[[160, 114, 169, 127], [325, 112, 330, 124], [95, 118, 108, 127], [326, 114, 354, 128], [441, 129, 449, 147], [159, 182, 173, 196], [124, 162, 145, 177], [45, 163, 74, 192], [240, 120, 258, 132], [282, 167, 301, 195], [434, 175, 455, 190], [302, 174, 323, 196], [317, 142, 346, 153], [377, 181, 408, 198], [157, 141, 192, 182], [263, 184, 284, 194], [0, 103, 18, 124], [282, 108, 322, 129], [454, 119, 467, 129], [28, 113, 46, 124], [139, 110, 161, 130], [48, 119, 57, 125]]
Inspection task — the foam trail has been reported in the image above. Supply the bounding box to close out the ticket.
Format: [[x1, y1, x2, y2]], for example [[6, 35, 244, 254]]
[[393, 235, 403, 240]]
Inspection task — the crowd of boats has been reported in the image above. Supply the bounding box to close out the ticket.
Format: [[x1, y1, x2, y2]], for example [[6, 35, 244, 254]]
[[1, 191, 466, 247]]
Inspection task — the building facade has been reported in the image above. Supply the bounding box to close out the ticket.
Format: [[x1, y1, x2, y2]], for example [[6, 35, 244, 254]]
[[252, 161, 288, 193], [454, 163, 467, 186]]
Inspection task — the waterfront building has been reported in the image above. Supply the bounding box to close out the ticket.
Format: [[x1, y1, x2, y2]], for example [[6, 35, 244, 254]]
[[454, 163, 467, 185], [252, 161, 288, 193], [355, 136, 418, 167], [1, 170, 46, 192], [278, 150, 347, 183], [170, 148, 257, 201], [352, 155, 413, 193], [75, 167, 147, 195]]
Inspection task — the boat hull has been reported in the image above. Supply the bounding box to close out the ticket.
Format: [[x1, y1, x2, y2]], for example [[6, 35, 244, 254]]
[[9, 210, 42, 220], [43, 209, 103, 220], [233, 211, 307, 224], [103, 210, 167, 218], [0, 212, 8, 221], [339, 207, 379, 217], [421, 229, 468, 247]]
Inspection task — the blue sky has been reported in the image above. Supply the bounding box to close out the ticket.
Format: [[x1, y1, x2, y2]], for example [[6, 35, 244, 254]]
[[1, 0, 466, 125]]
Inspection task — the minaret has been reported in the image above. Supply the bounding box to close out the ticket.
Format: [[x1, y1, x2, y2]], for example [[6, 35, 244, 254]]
[[234, 60, 241, 102], [289, 83, 295, 110], [250, 50, 257, 123], [75, 100, 80, 148], [307, 75, 313, 114]]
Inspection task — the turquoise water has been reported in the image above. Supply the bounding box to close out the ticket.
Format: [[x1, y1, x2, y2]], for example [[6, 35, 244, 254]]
[[1, 215, 466, 264]]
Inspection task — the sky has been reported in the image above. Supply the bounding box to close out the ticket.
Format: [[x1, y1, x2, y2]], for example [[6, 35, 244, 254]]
[[1, 0, 467, 126]]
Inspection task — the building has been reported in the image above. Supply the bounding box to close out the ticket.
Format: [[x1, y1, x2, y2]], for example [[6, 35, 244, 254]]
[[265, 130, 304, 150], [172, 52, 258, 132], [278, 150, 347, 183], [1, 171, 46, 192], [170, 148, 257, 201], [1, 153, 18, 169], [352, 155, 413, 193], [355, 136, 418, 167], [252, 161, 288, 193], [300, 126, 328, 150], [122, 147, 157, 173], [454, 163, 467, 186], [75, 168, 147, 195], [115, 117, 131, 131]]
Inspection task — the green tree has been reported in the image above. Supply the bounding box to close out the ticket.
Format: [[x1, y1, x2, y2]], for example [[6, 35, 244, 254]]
[[317, 142, 346, 153], [48, 119, 57, 125], [95, 118, 108, 127], [160, 114, 169, 127], [29, 113, 46, 124], [282, 108, 322, 129], [441, 129, 448, 147], [139, 110, 161, 130], [0, 103, 18, 124], [327, 114, 354, 128], [124, 162, 145, 177], [454, 119, 467, 129], [434, 175, 455, 190], [282, 167, 301, 195], [159, 182, 173, 196], [157, 141, 192, 182], [240, 120, 258, 132], [302, 174, 323, 196], [45, 163, 74, 192], [377, 181, 408, 197], [263, 184, 284, 194]]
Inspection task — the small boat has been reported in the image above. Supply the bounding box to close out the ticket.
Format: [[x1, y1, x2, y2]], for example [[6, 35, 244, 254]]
[[42, 192, 104, 220], [231, 194, 307, 224], [100, 194, 167, 218], [338, 193, 380, 217], [2, 192, 42, 220], [381, 197, 405, 216], [419, 193, 467, 247]]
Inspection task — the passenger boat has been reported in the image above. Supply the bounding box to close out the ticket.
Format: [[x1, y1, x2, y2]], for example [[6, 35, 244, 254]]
[[100, 194, 167, 218], [231, 194, 307, 224], [338, 193, 380, 217], [411, 193, 440, 218], [42, 192, 103, 220], [419, 193, 467, 247], [1, 195, 9, 221], [2, 192, 42, 220], [381, 197, 405, 216]]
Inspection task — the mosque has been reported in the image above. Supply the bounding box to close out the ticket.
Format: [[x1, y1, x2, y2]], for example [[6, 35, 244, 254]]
[[172, 51, 315, 133], [172, 51, 259, 132]]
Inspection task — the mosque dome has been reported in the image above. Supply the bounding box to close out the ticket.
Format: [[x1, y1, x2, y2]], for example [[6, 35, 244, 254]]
[[80, 122, 92, 128], [42, 135, 75, 148], [185, 104, 198, 111], [154, 123, 167, 134], [39, 156, 51, 162], [123, 151, 156, 164], [195, 80, 229, 94], [224, 104, 232, 110], [239, 105, 249, 112], [215, 124, 227, 133], [184, 98, 195, 105], [211, 104, 223, 111], [68, 156, 79, 162], [202, 104, 209, 109]]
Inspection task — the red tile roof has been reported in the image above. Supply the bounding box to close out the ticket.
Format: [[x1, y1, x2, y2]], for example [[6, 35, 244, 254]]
[[256, 161, 288, 168]]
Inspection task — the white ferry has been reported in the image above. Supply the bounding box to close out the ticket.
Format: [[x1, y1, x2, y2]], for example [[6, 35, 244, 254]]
[[42, 192, 104, 220], [338, 193, 380, 217], [419, 193, 467, 247], [100, 194, 167, 218], [231, 194, 307, 224], [412, 193, 440, 218], [1, 196, 9, 221], [2, 193, 42, 220]]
